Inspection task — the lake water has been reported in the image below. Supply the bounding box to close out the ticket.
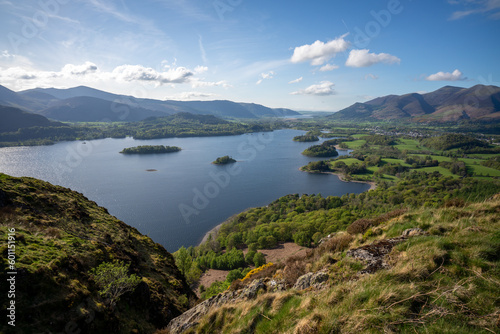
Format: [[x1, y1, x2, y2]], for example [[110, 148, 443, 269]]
[[0, 130, 369, 251]]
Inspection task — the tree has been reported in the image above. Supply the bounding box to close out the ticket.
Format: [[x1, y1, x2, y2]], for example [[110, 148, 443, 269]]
[[91, 261, 141, 309], [174, 246, 192, 276], [245, 250, 257, 265], [253, 252, 266, 267]]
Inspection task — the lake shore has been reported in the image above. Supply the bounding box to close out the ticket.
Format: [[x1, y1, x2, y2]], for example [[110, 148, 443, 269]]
[[299, 167, 377, 191], [198, 169, 376, 246]]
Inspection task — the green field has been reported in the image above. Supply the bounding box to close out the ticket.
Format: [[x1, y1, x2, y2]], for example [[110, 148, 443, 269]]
[[394, 138, 420, 151]]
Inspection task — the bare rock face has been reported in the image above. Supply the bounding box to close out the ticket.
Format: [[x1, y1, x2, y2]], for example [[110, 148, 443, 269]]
[[293, 269, 329, 290]]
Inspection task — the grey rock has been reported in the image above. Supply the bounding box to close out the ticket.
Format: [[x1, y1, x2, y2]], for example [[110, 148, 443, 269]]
[[166, 279, 266, 334], [240, 278, 267, 299], [293, 270, 329, 290], [346, 238, 405, 274]]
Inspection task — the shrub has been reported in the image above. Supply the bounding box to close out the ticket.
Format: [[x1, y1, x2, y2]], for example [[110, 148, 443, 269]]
[[347, 218, 373, 235], [91, 261, 141, 308]]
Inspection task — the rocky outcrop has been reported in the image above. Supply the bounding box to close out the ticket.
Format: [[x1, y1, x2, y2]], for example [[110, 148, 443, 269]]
[[347, 228, 428, 274], [293, 269, 329, 290], [167, 278, 281, 334]]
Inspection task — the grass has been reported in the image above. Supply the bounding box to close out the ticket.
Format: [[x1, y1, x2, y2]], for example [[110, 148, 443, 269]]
[[394, 138, 421, 151], [344, 139, 366, 149], [185, 195, 500, 333], [0, 173, 195, 333]]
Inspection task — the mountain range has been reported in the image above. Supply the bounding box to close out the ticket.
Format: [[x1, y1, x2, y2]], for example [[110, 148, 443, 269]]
[[0, 85, 299, 122], [330, 85, 500, 122]]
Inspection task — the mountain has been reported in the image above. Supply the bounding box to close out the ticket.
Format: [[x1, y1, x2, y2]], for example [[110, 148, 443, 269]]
[[14, 85, 299, 120], [38, 96, 169, 122], [0, 105, 64, 132], [0, 173, 196, 333], [330, 85, 500, 122]]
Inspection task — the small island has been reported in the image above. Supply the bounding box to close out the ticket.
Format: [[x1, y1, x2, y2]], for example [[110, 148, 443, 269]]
[[293, 134, 320, 142], [119, 145, 181, 154], [302, 140, 339, 157], [212, 155, 237, 164]]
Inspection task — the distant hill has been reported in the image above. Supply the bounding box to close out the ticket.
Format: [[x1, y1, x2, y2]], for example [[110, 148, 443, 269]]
[[38, 96, 168, 122], [330, 85, 500, 122], [0, 105, 63, 132], [5, 85, 299, 120]]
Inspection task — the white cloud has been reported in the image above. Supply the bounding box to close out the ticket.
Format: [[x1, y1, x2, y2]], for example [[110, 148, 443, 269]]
[[319, 64, 339, 72], [449, 0, 500, 19], [190, 79, 231, 88], [0, 67, 40, 80], [288, 77, 303, 84], [425, 69, 466, 81], [0, 62, 215, 89], [112, 64, 193, 84], [345, 49, 400, 68], [291, 81, 336, 96], [61, 61, 98, 76], [194, 65, 208, 74], [291, 34, 350, 66], [198, 35, 208, 63], [256, 71, 275, 85], [166, 91, 218, 100], [1, 50, 14, 59], [364, 73, 379, 80]]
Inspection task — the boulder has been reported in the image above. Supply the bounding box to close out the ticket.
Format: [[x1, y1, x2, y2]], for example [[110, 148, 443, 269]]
[[293, 269, 329, 290]]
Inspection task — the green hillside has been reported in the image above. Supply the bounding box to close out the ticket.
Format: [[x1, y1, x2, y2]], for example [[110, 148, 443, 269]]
[[170, 194, 500, 333], [0, 174, 196, 334]]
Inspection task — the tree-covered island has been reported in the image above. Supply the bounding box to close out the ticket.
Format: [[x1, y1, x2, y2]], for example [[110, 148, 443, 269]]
[[302, 139, 339, 157], [119, 145, 181, 154], [212, 155, 237, 164]]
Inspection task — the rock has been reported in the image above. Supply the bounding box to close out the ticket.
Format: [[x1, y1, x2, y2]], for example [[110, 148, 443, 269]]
[[166, 290, 238, 334], [402, 228, 426, 237], [267, 279, 287, 292], [346, 238, 405, 274], [167, 279, 267, 334], [293, 269, 329, 290], [240, 278, 267, 299]]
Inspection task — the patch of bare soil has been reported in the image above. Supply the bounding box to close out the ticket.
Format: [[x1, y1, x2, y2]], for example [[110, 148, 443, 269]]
[[196, 242, 308, 296]]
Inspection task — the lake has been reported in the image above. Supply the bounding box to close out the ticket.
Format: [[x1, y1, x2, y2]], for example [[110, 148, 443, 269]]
[[0, 129, 370, 251]]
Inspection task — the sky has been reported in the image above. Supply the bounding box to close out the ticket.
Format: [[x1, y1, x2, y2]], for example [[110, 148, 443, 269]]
[[0, 0, 499, 112]]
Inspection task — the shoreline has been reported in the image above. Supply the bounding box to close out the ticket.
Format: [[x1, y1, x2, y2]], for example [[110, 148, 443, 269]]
[[199, 222, 223, 246], [299, 166, 377, 191], [198, 169, 376, 247]]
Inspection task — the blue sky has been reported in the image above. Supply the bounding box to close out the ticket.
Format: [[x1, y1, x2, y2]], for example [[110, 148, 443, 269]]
[[0, 0, 499, 111]]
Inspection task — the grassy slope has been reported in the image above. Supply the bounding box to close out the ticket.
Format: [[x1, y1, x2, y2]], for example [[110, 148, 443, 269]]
[[0, 174, 196, 334], [186, 195, 500, 334]]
